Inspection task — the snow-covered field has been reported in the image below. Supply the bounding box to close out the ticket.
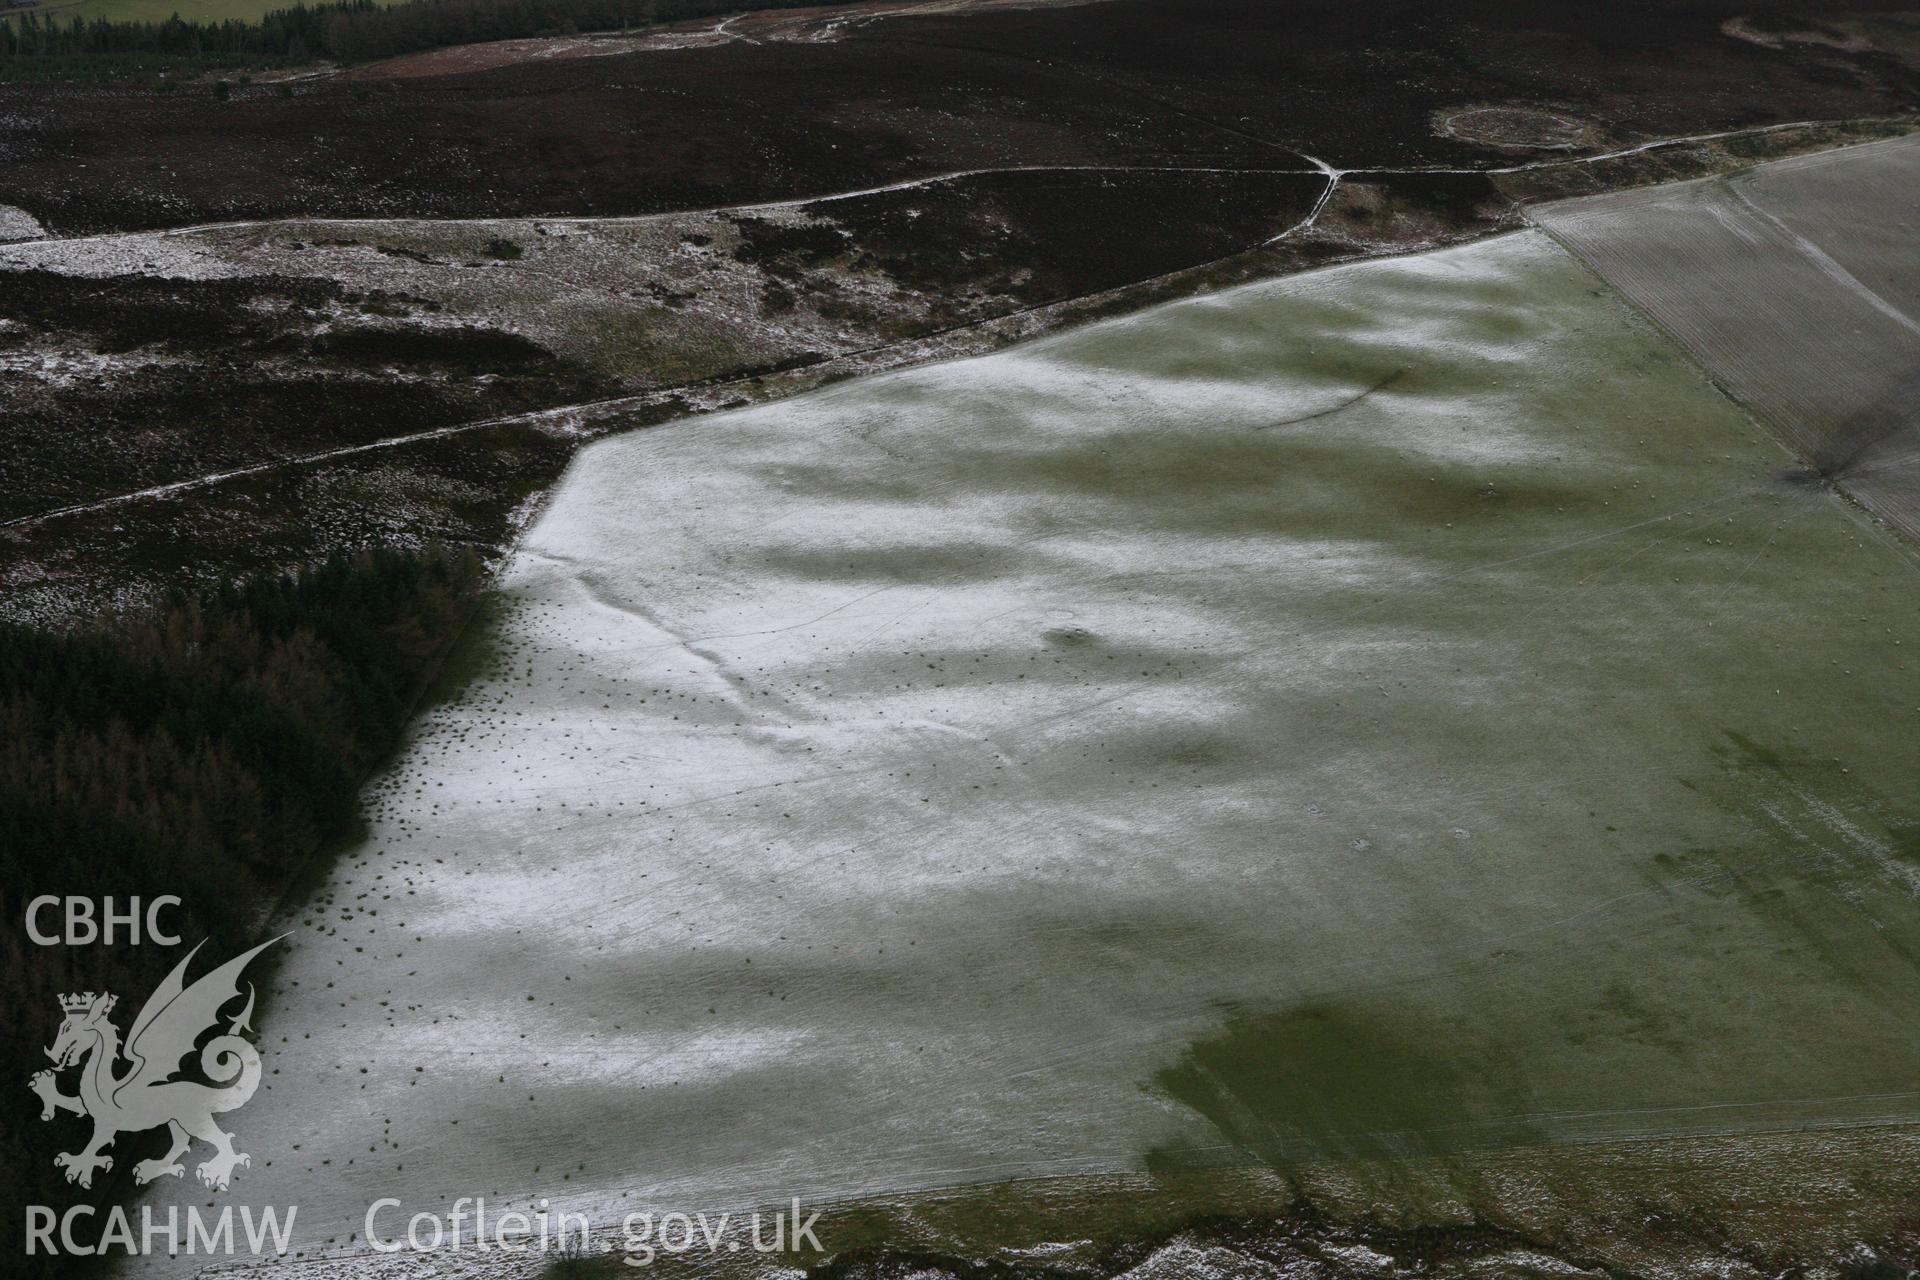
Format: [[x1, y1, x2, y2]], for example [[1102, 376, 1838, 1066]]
[[0, 203, 45, 242], [137, 223, 1920, 1273], [1531, 133, 1920, 541]]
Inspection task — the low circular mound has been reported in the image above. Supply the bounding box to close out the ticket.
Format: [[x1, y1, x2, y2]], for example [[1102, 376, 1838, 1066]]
[[1435, 106, 1592, 150]]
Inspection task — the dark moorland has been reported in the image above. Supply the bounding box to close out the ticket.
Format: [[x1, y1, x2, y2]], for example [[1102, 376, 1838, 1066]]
[[2, 0, 1910, 627], [4, 0, 1917, 231], [2, 1, 1915, 625]]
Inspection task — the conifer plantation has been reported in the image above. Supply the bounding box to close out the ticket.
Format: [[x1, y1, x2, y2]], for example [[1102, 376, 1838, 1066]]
[[0, 547, 481, 1272]]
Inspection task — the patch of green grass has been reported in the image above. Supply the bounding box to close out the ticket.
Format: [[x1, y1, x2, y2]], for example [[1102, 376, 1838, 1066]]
[[1154, 1006, 1545, 1167]]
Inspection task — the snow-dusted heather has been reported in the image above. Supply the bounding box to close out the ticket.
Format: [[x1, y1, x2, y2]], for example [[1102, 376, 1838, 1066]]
[[0, 207, 944, 390], [133, 230, 1920, 1273], [0, 342, 185, 388], [0, 204, 45, 242]]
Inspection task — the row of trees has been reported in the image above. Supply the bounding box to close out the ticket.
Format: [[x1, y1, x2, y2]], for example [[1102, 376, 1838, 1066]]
[[0, 548, 481, 1271], [0, 0, 858, 72]]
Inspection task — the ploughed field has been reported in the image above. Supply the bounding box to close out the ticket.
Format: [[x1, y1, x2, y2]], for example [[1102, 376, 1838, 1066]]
[[147, 200, 1920, 1269]]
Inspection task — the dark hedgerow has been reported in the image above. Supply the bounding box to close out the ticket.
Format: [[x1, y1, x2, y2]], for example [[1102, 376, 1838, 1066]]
[[0, 546, 482, 1273]]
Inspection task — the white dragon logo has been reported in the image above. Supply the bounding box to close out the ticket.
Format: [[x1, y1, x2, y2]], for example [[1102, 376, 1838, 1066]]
[[29, 936, 284, 1192]]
